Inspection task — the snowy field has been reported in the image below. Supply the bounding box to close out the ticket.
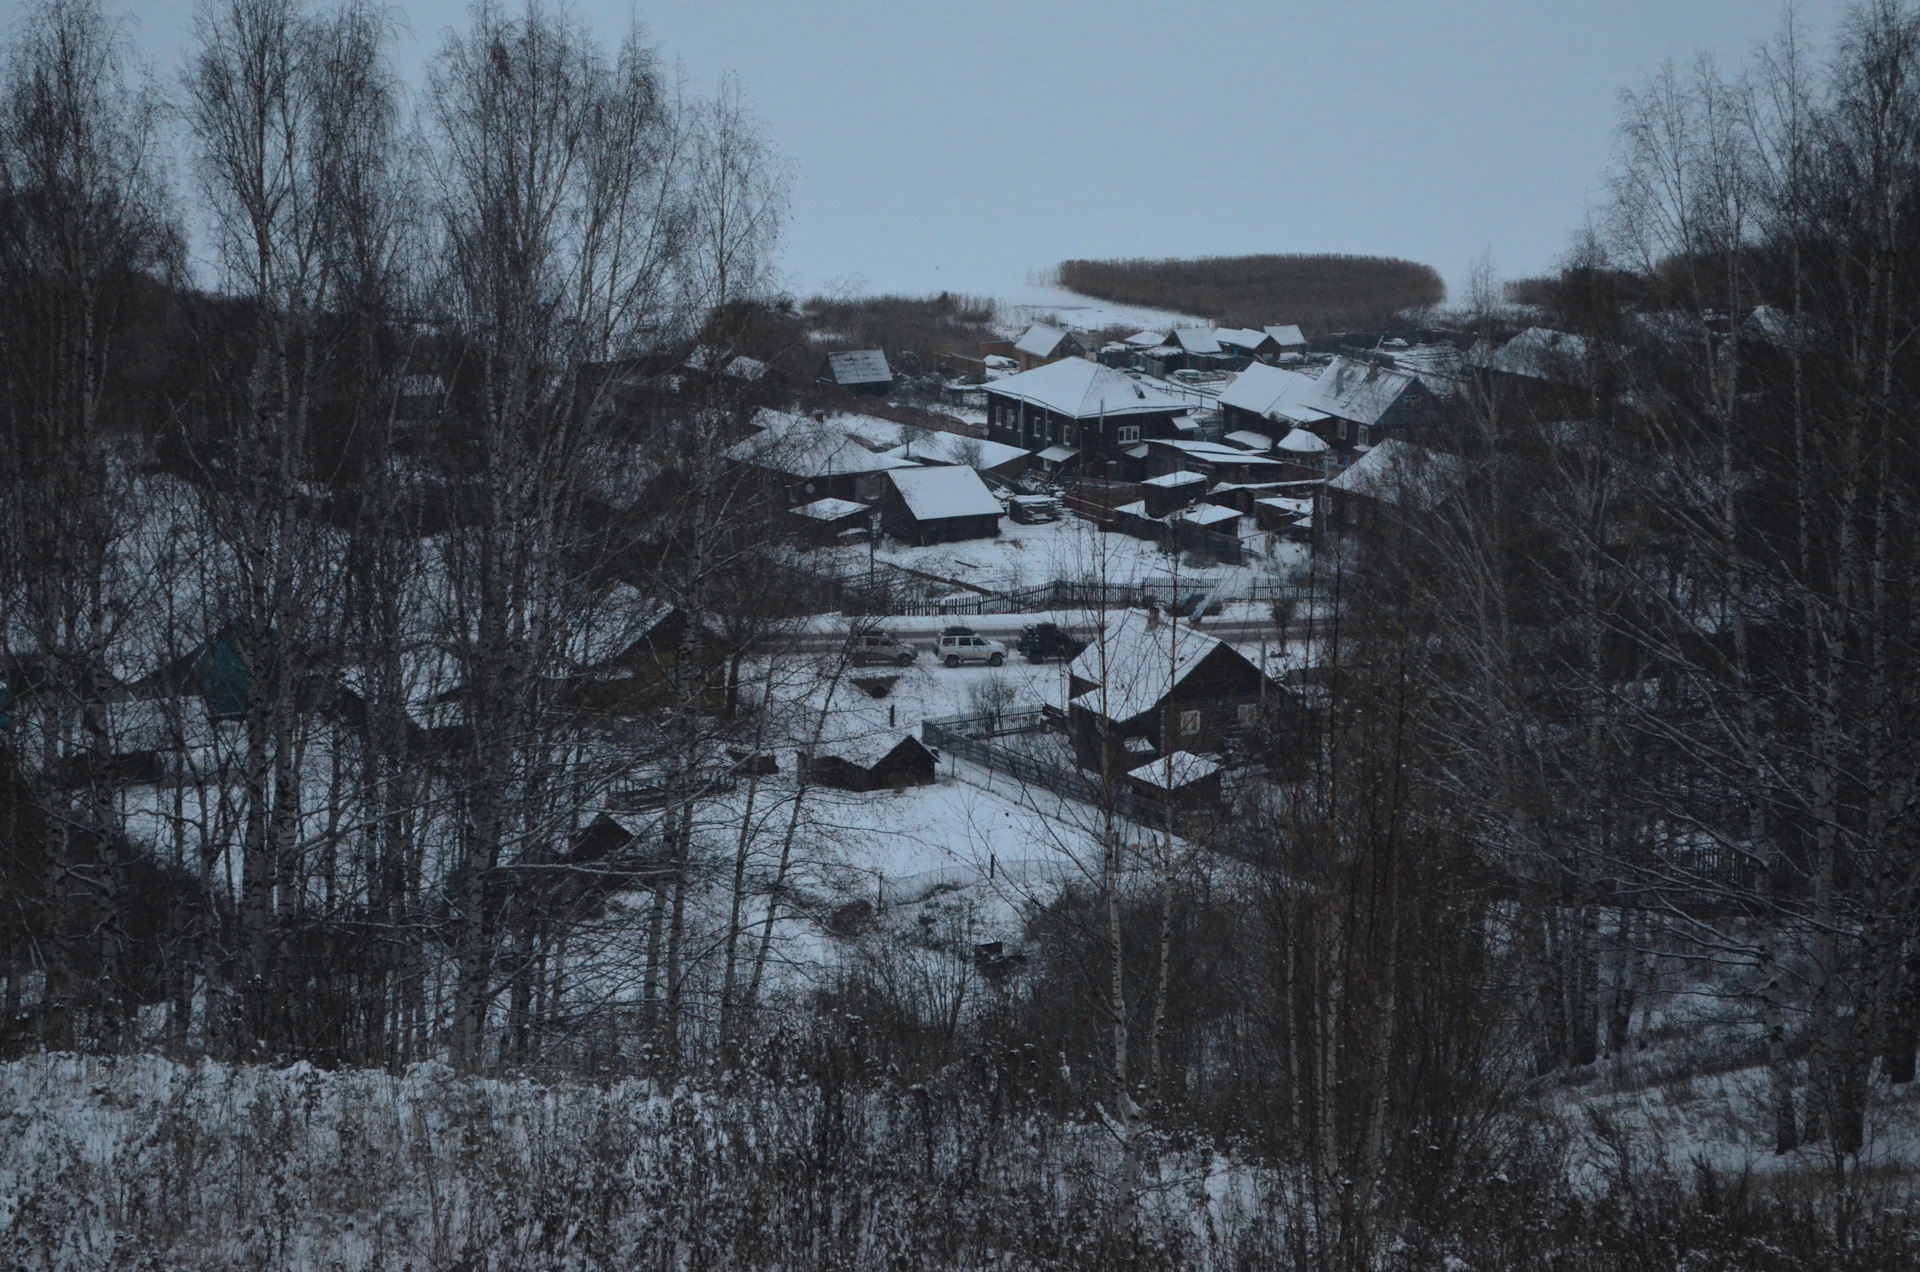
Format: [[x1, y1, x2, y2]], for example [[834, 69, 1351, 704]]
[[991, 280, 1209, 337]]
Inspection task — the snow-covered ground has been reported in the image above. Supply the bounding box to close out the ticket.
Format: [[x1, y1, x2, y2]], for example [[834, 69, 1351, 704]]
[[992, 280, 1209, 337], [820, 512, 1304, 598]]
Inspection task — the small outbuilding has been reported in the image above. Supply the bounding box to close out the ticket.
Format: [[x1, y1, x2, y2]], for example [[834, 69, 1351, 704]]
[[820, 349, 894, 395], [877, 465, 1004, 544], [1012, 323, 1091, 370], [801, 733, 938, 792]]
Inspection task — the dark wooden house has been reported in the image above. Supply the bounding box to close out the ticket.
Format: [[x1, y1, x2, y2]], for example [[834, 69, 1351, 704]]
[[1064, 609, 1270, 771], [983, 360, 1189, 478]]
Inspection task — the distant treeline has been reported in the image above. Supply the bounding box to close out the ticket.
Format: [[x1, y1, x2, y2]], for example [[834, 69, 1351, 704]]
[[1056, 253, 1445, 332], [801, 292, 1000, 368]]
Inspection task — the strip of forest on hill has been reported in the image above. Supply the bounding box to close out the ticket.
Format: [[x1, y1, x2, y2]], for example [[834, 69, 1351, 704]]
[[1056, 253, 1444, 332]]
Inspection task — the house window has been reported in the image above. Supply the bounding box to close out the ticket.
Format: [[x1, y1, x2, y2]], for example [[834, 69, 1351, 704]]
[[1117, 424, 1140, 444], [1237, 703, 1258, 726], [1179, 709, 1200, 735], [1338, 419, 1349, 441]]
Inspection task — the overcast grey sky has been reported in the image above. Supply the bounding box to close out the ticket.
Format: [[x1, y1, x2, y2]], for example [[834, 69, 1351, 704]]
[[122, 0, 1842, 306]]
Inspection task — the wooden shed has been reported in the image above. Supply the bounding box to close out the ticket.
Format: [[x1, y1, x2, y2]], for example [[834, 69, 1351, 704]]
[[801, 733, 938, 792], [876, 466, 1004, 545]]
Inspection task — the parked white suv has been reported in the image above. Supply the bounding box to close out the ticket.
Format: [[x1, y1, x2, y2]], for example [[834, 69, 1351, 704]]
[[937, 633, 1007, 668]]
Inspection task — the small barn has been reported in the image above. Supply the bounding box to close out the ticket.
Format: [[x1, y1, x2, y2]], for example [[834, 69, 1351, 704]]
[[801, 733, 938, 792], [820, 349, 894, 396], [1012, 323, 1090, 370], [877, 465, 1004, 544], [1215, 328, 1280, 364], [1264, 324, 1309, 356]]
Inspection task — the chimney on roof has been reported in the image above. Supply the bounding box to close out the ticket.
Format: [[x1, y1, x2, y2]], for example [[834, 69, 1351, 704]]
[[813, 411, 826, 422]]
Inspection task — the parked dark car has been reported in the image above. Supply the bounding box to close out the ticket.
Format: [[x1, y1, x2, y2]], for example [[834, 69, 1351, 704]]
[[1016, 623, 1087, 663]]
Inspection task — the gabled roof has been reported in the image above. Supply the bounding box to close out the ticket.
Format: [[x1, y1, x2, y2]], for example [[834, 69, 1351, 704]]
[[1171, 327, 1221, 354], [1264, 324, 1308, 348], [823, 349, 893, 386], [984, 358, 1188, 418], [885, 465, 1005, 521], [728, 409, 921, 478], [1214, 327, 1274, 352], [1014, 323, 1074, 358], [1068, 608, 1240, 723], [1309, 355, 1420, 426], [1125, 330, 1167, 347], [1216, 361, 1323, 421], [1327, 439, 1466, 510]]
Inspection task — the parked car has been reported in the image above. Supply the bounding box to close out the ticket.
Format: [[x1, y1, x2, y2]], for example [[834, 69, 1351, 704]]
[[937, 633, 1006, 667], [1016, 622, 1086, 663], [848, 630, 917, 667], [1007, 494, 1063, 524]]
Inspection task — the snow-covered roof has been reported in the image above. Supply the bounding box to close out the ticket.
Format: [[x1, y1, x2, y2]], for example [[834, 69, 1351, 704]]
[[880, 432, 1028, 470], [1035, 444, 1080, 463], [725, 355, 766, 380], [1744, 305, 1813, 348], [1149, 439, 1284, 465], [886, 465, 1004, 521], [1014, 323, 1073, 359], [792, 497, 869, 521], [1112, 499, 1150, 518], [1129, 750, 1220, 790], [1126, 330, 1167, 347], [1069, 609, 1236, 723], [1276, 427, 1329, 454], [1171, 327, 1221, 354], [1223, 430, 1275, 451], [984, 359, 1187, 418], [1142, 469, 1207, 488], [1214, 327, 1271, 351], [1217, 361, 1321, 420], [728, 409, 921, 478], [1256, 496, 1314, 515], [814, 731, 932, 770], [1307, 356, 1420, 426], [1327, 439, 1466, 510], [1384, 342, 1468, 393], [823, 349, 893, 386], [1171, 503, 1240, 527], [1482, 328, 1586, 380], [1265, 324, 1308, 349]]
